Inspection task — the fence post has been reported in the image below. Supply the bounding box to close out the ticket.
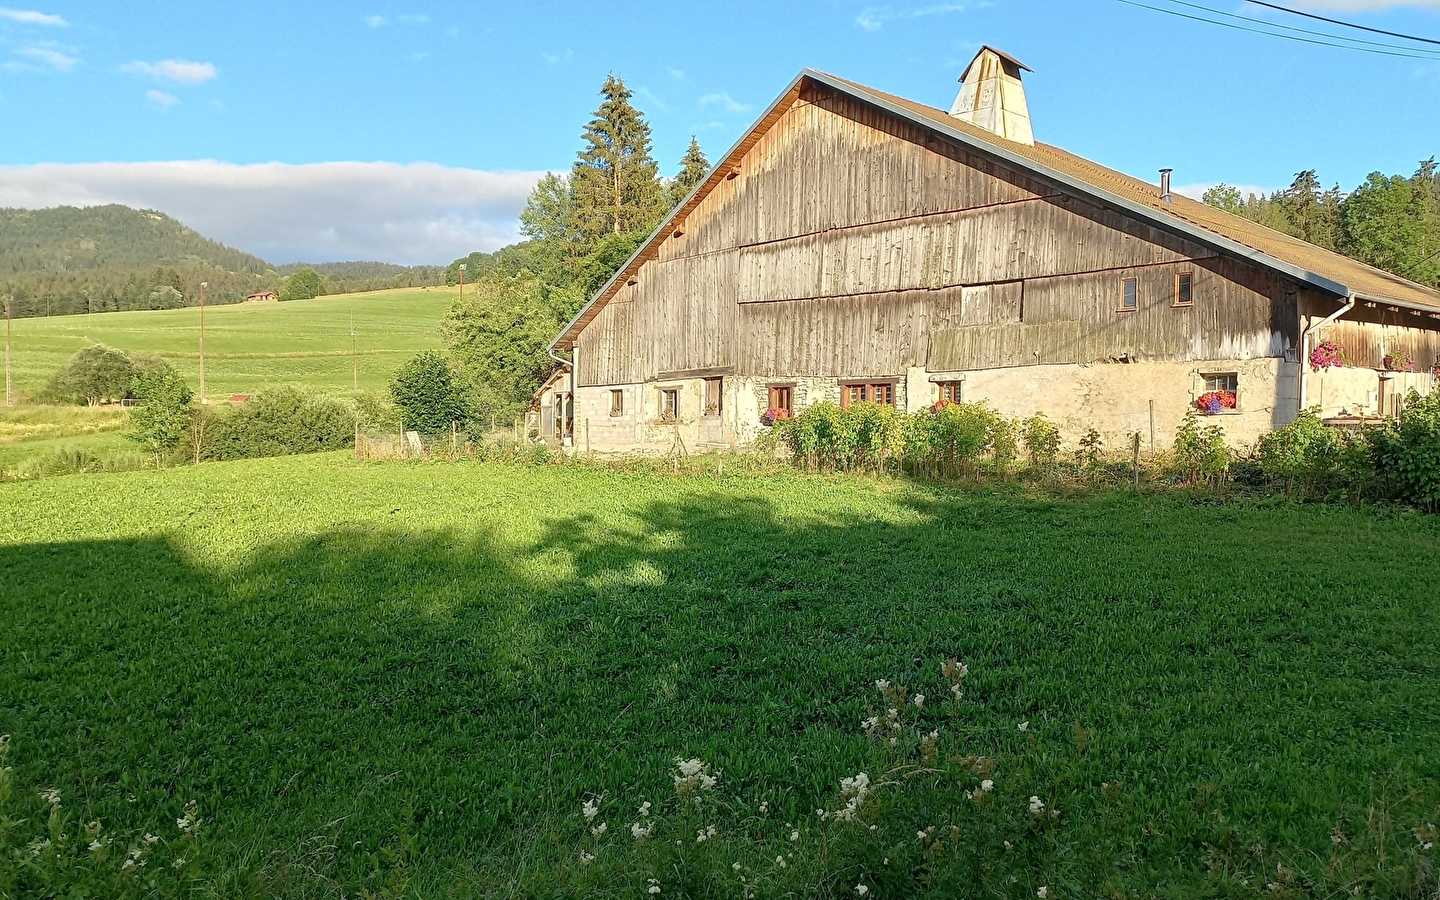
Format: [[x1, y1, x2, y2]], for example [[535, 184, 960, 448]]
[[451, 421, 457, 454], [585, 418, 590, 456], [1148, 399, 1155, 456], [1132, 432, 1141, 490]]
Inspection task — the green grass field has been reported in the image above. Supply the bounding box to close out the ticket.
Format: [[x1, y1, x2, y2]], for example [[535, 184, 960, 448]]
[[6, 286, 455, 402], [2, 456, 1438, 897]]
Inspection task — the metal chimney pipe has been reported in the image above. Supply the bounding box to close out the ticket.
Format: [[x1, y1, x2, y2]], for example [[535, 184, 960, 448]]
[[1159, 168, 1173, 203]]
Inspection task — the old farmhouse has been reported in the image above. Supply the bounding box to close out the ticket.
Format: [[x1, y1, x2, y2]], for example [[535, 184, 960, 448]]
[[541, 48, 1440, 452]]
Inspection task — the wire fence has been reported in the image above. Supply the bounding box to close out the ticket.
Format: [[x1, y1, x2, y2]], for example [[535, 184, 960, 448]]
[[355, 419, 534, 461]]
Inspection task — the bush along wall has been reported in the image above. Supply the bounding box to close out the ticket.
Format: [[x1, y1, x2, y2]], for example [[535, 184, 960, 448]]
[[765, 394, 1440, 512]]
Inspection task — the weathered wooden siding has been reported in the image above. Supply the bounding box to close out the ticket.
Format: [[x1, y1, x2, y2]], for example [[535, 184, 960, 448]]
[[575, 85, 1305, 388], [1326, 314, 1440, 372]]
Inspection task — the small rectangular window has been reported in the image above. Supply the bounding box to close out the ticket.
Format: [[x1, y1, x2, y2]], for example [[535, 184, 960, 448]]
[[1197, 372, 1239, 414], [609, 389, 624, 417], [1175, 272, 1193, 306], [767, 384, 793, 415], [660, 389, 679, 422], [1120, 277, 1138, 311], [840, 382, 896, 407], [938, 381, 963, 405], [704, 377, 722, 416]]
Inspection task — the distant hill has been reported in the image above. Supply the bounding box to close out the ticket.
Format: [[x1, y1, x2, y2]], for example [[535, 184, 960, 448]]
[[0, 204, 271, 276], [0, 205, 445, 319]]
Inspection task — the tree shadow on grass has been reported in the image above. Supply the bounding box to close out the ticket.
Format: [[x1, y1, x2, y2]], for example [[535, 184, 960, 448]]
[[2, 484, 1439, 892]]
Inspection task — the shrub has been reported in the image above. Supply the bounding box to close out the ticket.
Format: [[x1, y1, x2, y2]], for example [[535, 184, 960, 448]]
[[1372, 388, 1440, 509], [48, 344, 138, 406], [202, 387, 354, 461], [1172, 410, 1230, 485], [1256, 408, 1342, 495], [389, 351, 472, 434], [126, 362, 193, 466], [1022, 413, 1062, 471]]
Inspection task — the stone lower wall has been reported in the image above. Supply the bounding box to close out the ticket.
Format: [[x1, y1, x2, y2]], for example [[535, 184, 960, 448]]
[[571, 358, 1321, 453]]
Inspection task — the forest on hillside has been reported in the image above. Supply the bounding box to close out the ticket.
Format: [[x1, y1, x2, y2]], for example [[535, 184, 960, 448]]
[[0, 206, 445, 318]]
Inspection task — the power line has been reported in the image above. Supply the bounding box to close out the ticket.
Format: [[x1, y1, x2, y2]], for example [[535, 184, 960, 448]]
[[1116, 0, 1440, 60], [1163, 0, 1440, 55], [1245, 0, 1440, 48]]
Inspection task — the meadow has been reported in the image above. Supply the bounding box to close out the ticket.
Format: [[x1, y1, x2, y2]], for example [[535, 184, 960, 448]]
[[5, 286, 454, 402], [2, 454, 1438, 897]]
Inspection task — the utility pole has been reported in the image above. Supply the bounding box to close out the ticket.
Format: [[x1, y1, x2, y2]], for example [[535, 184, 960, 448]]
[[4, 296, 12, 407], [457, 263, 466, 303], [198, 281, 208, 404]]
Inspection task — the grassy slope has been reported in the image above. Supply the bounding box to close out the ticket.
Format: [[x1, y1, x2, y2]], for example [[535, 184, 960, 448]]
[[2, 457, 1438, 895], [6, 286, 454, 401]]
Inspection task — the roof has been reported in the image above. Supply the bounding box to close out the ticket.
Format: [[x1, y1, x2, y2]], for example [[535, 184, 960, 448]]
[[553, 69, 1440, 350], [965, 45, 1031, 77]]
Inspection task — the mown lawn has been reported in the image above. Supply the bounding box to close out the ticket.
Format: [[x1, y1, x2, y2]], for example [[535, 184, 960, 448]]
[[6, 286, 453, 401], [1, 456, 1438, 897]]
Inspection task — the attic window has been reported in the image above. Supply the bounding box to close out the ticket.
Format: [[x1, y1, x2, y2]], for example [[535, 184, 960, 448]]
[[1119, 277, 1138, 312], [1174, 272, 1193, 307]]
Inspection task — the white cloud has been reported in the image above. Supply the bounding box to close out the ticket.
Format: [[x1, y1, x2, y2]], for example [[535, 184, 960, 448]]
[[698, 91, 751, 113], [122, 59, 217, 84], [856, 3, 968, 31], [666, 66, 686, 80], [0, 6, 65, 25], [541, 48, 572, 65], [15, 43, 75, 70], [0, 161, 545, 265], [146, 89, 178, 108], [364, 14, 386, 26]]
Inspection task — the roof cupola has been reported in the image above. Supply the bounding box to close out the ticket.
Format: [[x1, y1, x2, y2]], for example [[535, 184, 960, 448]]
[[949, 46, 1034, 146]]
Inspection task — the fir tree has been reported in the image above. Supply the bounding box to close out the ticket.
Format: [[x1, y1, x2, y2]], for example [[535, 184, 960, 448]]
[[671, 136, 711, 204], [569, 74, 666, 245]]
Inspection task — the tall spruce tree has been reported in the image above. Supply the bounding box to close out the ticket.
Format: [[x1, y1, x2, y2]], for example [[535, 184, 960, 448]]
[[672, 136, 711, 204], [569, 75, 666, 246]]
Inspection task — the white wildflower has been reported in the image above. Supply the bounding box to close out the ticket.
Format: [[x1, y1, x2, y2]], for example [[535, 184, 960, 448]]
[[40, 788, 60, 807], [1038, 888, 1049, 899], [758, 801, 768, 814], [875, 679, 890, 691], [143, 833, 159, 845], [88, 840, 103, 851], [856, 884, 870, 896], [913, 694, 924, 709], [676, 758, 704, 777], [917, 830, 928, 842], [833, 772, 871, 822], [1029, 796, 1045, 815], [122, 858, 135, 870], [950, 684, 963, 700], [696, 825, 717, 842], [631, 821, 652, 840], [176, 816, 192, 831], [732, 862, 742, 871], [647, 878, 661, 895], [172, 858, 186, 869], [639, 800, 652, 817], [776, 855, 787, 868], [790, 829, 800, 841], [1018, 721, 1029, 732], [981, 779, 995, 792], [591, 822, 607, 838], [579, 850, 594, 865], [927, 729, 939, 741], [582, 798, 600, 821], [1004, 840, 1013, 851]]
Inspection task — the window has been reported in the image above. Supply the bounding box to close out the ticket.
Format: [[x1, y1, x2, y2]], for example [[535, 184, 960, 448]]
[[938, 381, 963, 405], [609, 389, 624, 417], [1197, 372, 1238, 414], [840, 382, 897, 407], [764, 384, 794, 425], [660, 389, 679, 422], [704, 377, 723, 416], [1120, 277, 1138, 311], [1174, 271, 1193, 307]]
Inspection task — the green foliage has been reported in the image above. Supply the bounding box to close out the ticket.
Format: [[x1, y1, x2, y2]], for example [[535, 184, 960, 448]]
[[1203, 159, 1440, 289], [519, 172, 578, 247], [201, 386, 354, 461], [1372, 388, 1440, 509], [569, 74, 668, 245], [50, 343, 138, 406], [444, 269, 582, 421], [1172, 410, 1231, 484], [1255, 408, 1345, 496], [1022, 413, 1062, 470], [126, 361, 193, 464], [388, 351, 472, 434], [4, 459, 1440, 895], [281, 266, 323, 301], [671, 135, 711, 205]]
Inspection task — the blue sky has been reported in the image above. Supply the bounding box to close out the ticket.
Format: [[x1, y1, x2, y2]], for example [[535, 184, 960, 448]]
[[2, 0, 1439, 263]]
